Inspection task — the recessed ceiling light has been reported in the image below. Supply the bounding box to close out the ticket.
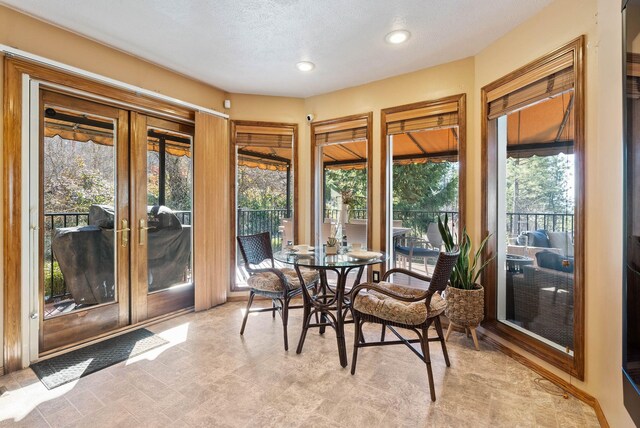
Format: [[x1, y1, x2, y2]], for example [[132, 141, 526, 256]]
[[296, 61, 315, 72], [385, 30, 411, 44]]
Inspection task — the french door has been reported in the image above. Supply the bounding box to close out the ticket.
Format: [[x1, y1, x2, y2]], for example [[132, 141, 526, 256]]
[[38, 89, 194, 354]]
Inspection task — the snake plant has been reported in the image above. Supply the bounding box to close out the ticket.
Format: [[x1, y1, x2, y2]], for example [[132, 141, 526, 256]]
[[437, 213, 494, 290]]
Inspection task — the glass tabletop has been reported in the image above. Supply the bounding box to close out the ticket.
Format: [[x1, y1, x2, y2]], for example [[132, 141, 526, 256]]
[[274, 247, 388, 269]]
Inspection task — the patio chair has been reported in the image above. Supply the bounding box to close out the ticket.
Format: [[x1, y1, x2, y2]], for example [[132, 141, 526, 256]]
[[350, 249, 460, 402], [394, 235, 440, 275], [237, 232, 319, 351], [425, 222, 444, 249]]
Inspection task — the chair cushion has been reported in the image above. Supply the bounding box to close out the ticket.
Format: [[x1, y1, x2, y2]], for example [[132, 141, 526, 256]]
[[521, 230, 550, 248], [247, 268, 318, 293], [353, 282, 446, 325], [394, 245, 440, 258]]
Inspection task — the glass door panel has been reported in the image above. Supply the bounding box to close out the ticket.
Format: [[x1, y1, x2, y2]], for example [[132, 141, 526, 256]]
[[317, 138, 369, 287], [319, 140, 368, 246], [135, 115, 194, 319], [40, 90, 130, 353], [495, 91, 576, 353], [388, 128, 459, 279], [232, 124, 295, 288]]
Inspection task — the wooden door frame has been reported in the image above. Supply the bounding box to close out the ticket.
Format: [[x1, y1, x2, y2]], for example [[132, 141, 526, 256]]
[[2, 57, 200, 372], [137, 115, 196, 320], [380, 94, 467, 269], [480, 37, 585, 380], [229, 120, 299, 292], [309, 112, 374, 248], [37, 90, 131, 355]]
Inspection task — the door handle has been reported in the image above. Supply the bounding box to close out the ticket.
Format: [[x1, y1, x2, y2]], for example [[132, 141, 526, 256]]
[[139, 219, 154, 246], [115, 219, 130, 247]]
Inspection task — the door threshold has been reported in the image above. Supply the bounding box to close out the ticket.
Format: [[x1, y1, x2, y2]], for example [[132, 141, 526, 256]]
[[34, 306, 194, 362]]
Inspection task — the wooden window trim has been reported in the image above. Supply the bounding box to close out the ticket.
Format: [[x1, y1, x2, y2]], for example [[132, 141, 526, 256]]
[[380, 94, 467, 267], [230, 120, 299, 292], [310, 112, 373, 248], [480, 36, 585, 380]]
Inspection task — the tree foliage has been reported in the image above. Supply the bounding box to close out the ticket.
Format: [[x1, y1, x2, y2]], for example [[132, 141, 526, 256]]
[[505, 154, 574, 214], [237, 165, 290, 209], [324, 168, 367, 211], [44, 137, 115, 212], [393, 161, 458, 212]]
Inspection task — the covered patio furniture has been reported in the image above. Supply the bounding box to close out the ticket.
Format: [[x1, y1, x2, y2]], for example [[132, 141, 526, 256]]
[[52, 205, 191, 305]]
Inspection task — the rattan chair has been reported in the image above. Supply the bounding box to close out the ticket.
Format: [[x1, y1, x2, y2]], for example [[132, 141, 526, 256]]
[[350, 249, 459, 402], [237, 232, 319, 351]]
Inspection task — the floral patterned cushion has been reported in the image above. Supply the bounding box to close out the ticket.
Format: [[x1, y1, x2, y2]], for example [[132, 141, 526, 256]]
[[247, 268, 319, 293], [353, 282, 446, 325]]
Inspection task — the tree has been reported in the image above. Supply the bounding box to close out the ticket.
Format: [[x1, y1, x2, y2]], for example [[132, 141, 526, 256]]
[[237, 165, 289, 210], [392, 161, 458, 212], [44, 137, 115, 213], [505, 154, 574, 214]]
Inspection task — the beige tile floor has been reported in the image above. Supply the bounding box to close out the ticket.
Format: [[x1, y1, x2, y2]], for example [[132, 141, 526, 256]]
[[0, 301, 600, 427]]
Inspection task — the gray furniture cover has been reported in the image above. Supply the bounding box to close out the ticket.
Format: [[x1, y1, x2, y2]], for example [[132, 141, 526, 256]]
[[52, 205, 191, 305]]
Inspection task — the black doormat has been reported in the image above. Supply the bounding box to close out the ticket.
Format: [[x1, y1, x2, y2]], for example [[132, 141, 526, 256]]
[[31, 328, 168, 389]]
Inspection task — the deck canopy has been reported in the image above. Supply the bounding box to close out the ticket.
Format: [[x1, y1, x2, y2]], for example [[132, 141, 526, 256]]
[[44, 107, 192, 156], [235, 124, 294, 172]]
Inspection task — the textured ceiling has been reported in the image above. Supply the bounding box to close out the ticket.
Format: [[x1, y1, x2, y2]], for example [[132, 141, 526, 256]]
[[1, 0, 553, 97]]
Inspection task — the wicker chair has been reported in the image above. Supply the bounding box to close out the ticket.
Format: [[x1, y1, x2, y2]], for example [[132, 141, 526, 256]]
[[350, 249, 459, 402], [237, 232, 319, 351]]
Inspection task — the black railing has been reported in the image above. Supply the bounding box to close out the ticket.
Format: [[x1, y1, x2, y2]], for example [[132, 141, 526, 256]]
[[236, 208, 291, 251], [43, 208, 574, 302], [324, 208, 368, 221], [44, 212, 90, 302], [506, 212, 574, 237], [393, 210, 459, 238]]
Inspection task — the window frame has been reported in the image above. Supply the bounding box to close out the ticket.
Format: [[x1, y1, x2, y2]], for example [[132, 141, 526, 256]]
[[229, 120, 299, 292], [380, 94, 467, 271], [310, 112, 373, 248], [480, 37, 585, 379]]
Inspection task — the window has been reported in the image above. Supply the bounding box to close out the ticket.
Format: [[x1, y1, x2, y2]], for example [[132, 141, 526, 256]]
[[481, 37, 585, 378], [230, 121, 298, 290], [311, 114, 373, 248], [382, 95, 466, 276]]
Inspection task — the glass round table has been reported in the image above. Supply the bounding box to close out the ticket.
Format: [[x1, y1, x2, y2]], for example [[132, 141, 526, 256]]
[[274, 246, 388, 367]]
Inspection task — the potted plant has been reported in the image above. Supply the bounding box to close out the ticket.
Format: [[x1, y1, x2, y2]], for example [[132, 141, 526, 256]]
[[437, 214, 493, 350], [326, 236, 338, 255], [326, 224, 339, 255], [340, 189, 357, 224]]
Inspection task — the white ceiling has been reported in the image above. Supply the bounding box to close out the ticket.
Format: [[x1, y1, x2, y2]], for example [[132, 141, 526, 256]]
[[1, 0, 553, 97]]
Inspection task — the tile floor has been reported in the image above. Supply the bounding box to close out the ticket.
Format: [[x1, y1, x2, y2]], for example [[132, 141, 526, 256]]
[[0, 301, 600, 427]]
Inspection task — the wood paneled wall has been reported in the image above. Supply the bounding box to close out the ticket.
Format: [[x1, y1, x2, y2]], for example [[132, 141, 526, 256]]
[[194, 112, 229, 310]]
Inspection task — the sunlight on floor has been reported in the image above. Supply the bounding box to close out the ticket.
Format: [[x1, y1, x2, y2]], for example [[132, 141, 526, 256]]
[[0, 375, 79, 422], [125, 322, 191, 365]]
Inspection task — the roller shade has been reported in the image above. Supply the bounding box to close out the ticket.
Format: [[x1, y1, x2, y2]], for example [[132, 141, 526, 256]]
[[387, 112, 458, 135], [315, 127, 367, 145], [233, 123, 294, 172], [314, 117, 368, 146], [487, 51, 575, 119], [235, 132, 292, 147], [385, 101, 459, 135]]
